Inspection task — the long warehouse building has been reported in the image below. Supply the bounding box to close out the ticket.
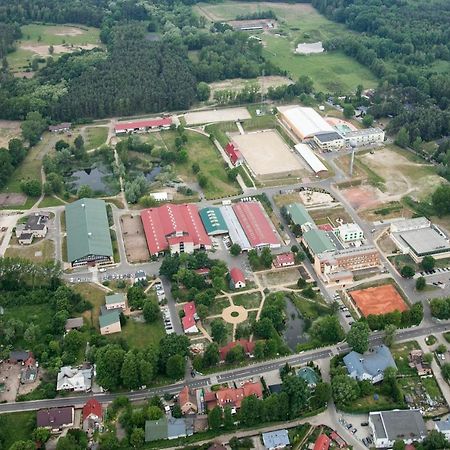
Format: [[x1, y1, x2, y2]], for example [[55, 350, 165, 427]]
[[294, 143, 328, 175], [220, 205, 252, 251]]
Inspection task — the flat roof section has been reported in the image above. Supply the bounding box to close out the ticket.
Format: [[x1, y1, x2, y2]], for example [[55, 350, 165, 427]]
[[398, 227, 450, 256], [314, 131, 344, 143], [220, 205, 252, 251], [232, 201, 280, 248]]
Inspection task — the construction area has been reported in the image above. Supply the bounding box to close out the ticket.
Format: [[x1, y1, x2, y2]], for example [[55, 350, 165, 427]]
[[232, 130, 306, 179], [120, 214, 150, 263], [349, 284, 408, 317]]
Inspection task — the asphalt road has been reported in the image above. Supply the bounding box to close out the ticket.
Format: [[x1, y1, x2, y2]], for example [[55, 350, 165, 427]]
[[2, 321, 449, 414]]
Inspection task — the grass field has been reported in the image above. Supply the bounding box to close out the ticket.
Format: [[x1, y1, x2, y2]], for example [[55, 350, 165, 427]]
[[75, 283, 107, 328], [85, 126, 109, 150], [5, 239, 54, 262], [38, 195, 66, 208], [195, 2, 378, 93], [0, 411, 36, 448], [8, 23, 101, 72], [232, 292, 262, 309], [116, 317, 165, 349]]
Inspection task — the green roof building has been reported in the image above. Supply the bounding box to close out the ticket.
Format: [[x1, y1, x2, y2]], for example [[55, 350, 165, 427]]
[[286, 203, 314, 230], [145, 418, 168, 442], [199, 207, 228, 235], [99, 310, 121, 334], [303, 229, 335, 256], [297, 366, 319, 387], [105, 293, 126, 308], [65, 198, 113, 266]]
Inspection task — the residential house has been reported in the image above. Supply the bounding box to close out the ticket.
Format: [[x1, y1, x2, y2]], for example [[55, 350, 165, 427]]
[[65, 317, 84, 332], [56, 365, 93, 392], [369, 409, 427, 448], [297, 366, 318, 388], [273, 252, 295, 268], [207, 381, 263, 410], [182, 301, 198, 334], [105, 293, 127, 311], [343, 345, 397, 384], [20, 355, 38, 384], [37, 407, 74, 432], [262, 430, 290, 450], [229, 267, 246, 289], [219, 339, 255, 361], [435, 419, 450, 440], [9, 350, 32, 364], [178, 386, 198, 415], [82, 398, 103, 432], [99, 310, 121, 335], [313, 434, 331, 450], [408, 350, 432, 376]]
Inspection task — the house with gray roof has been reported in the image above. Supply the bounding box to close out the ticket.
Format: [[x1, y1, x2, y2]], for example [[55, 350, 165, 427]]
[[369, 409, 426, 448], [262, 430, 290, 449], [343, 345, 396, 384], [145, 417, 168, 442], [65, 198, 113, 267], [65, 317, 84, 332], [435, 418, 450, 440]]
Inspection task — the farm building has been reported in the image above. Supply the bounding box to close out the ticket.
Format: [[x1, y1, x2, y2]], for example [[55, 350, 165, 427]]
[[294, 143, 328, 175], [224, 143, 243, 166], [141, 204, 211, 256], [65, 198, 113, 267], [343, 128, 385, 147], [99, 310, 121, 335], [286, 203, 315, 233], [182, 301, 198, 334], [313, 131, 345, 151], [230, 267, 246, 289], [115, 117, 172, 134], [220, 205, 252, 251], [278, 106, 334, 140], [199, 207, 228, 235], [232, 202, 280, 249]]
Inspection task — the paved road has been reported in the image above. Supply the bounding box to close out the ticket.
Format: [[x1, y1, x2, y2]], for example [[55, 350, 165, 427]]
[[1, 321, 449, 414]]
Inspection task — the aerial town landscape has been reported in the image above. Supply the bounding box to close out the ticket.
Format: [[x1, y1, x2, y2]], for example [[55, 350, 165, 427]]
[[0, 0, 450, 449]]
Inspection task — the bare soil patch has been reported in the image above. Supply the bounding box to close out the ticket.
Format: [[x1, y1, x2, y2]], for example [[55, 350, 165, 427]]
[[0, 121, 22, 148], [0, 193, 27, 206], [20, 43, 97, 57], [340, 185, 381, 211], [53, 26, 85, 36], [120, 214, 150, 263], [184, 107, 251, 125], [0, 363, 20, 402]]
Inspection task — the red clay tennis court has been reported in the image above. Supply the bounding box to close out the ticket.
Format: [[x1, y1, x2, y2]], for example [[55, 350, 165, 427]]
[[350, 284, 408, 317]]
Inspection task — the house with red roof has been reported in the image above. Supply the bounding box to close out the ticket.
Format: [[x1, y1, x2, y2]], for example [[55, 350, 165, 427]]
[[115, 117, 172, 134], [82, 399, 103, 432], [212, 381, 263, 410], [229, 267, 246, 289], [224, 143, 243, 166], [140, 204, 211, 256], [273, 252, 295, 268], [178, 386, 198, 415], [182, 301, 198, 334], [330, 431, 346, 448], [313, 434, 331, 450], [219, 339, 255, 361]]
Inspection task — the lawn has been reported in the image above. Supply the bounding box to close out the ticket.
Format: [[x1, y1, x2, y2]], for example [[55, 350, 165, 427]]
[[115, 317, 165, 349], [232, 292, 262, 309], [74, 283, 107, 328], [421, 376, 444, 402], [5, 239, 55, 262], [290, 294, 331, 320], [38, 195, 66, 208], [209, 297, 231, 316], [85, 126, 109, 150], [391, 340, 420, 375], [0, 411, 36, 449]]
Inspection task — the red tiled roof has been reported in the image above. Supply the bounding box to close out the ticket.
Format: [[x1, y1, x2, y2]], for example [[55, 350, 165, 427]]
[[405, 445, 416, 450], [219, 339, 255, 360], [242, 381, 263, 399], [195, 268, 210, 276], [179, 386, 191, 407], [232, 202, 279, 247], [82, 399, 103, 421], [183, 301, 196, 316], [115, 117, 172, 132], [182, 314, 196, 331], [182, 301, 197, 332], [230, 267, 245, 284], [274, 252, 294, 267], [141, 204, 211, 255], [330, 432, 346, 448], [204, 391, 216, 402], [313, 434, 331, 450], [225, 143, 242, 166], [215, 381, 262, 409]]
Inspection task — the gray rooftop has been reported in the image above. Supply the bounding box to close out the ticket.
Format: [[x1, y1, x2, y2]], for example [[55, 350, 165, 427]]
[[262, 430, 290, 448], [436, 419, 450, 432], [65, 317, 84, 330], [397, 227, 450, 256], [167, 418, 188, 439], [105, 293, 126, 305], [314, 131, 344, 142], [344, 345, 396, 379], [344, 127, 384, 137], [370, 409, 427, 441]]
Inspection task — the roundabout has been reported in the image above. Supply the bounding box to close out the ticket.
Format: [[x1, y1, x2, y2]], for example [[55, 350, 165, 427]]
[[222, 305, 248, 324]]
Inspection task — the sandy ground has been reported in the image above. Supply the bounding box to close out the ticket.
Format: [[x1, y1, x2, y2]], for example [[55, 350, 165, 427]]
[[184, 107, 251, 125], [341, 185, 381, 210], [325, 117, 357, 131], [20, 43, 98, 57], [0, 363, 20, 402], [0, 193, 27, 207], [120, 215, 150, 263], [222, 305, 248, 324], [53, 26, 84, 36], [295, 41, 324, 54], [0, 121, 22, 148], [232, 130, 305, 177]]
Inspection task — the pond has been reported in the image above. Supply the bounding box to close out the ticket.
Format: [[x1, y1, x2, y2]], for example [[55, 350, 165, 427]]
[[69, 166, 114, 195], [144, 165, 162, 182], [283, 296, 308, 351]]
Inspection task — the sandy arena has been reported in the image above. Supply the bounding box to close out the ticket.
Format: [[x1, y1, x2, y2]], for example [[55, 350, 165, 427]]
[[184, 107, 251, 125], [0, 193, 27, 206], [350, 284, 408, 317], [232, 130, 305, 179], [120, 215, 150, 263]]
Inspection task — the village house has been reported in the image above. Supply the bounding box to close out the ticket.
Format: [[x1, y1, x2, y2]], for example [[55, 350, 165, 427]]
[[229, 267, 246, 289], [56, 365, 93, 392], [82, 398, 103, 433], [37, 407, 74, 432], [178, 386, 198, 415], [408, 350, 432, 376], [273, 252, 295, 268]]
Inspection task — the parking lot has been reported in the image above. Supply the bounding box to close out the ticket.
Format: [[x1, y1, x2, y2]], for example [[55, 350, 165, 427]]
[[338, 412, 372, 447]]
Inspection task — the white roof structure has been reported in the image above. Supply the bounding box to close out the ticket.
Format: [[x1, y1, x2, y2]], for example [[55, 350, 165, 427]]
[[294, 143, 328, 174], [57, 366, 92, 392], [220, 205, 252, 251], [278, 105, 334, 139]]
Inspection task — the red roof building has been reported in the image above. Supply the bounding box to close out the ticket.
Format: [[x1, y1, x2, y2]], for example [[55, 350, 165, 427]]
[[219, 339, 255, 361], [178, 386, 198, 414], [182, 301, 198, 334], [273, 252, 295, 268], [230, 267, 246, 289], [330, 432, 346, 448], [214, 382, 263, 409], [232, 202, 280, 249], [141, 204, 211, 255], [115, 117, 172, 133], [82, 399, 103, 432], [313, 434, 331, 450], [224, 143, 243, 166], [195, 268, 210, 277]]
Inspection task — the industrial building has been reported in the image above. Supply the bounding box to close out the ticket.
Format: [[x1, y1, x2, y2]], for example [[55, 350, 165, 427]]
[[343, 128, 385, 147], [65, 198, 113, 267], [294, 143, 328, 175], [302, 229, 335, 257], [335, 223, 364, 243], [141, 204, 211, 256], [286, 203, 315, 233], [313, 131, 346, 151], [369, 409, 427, 448], [114, 117, 172, 134], [199, 207, 228, 236], [390, 217, 450, 262], [221, 205, 252, 251], [277, 105, 335, 140]]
